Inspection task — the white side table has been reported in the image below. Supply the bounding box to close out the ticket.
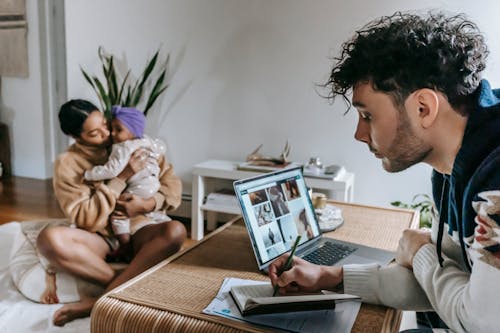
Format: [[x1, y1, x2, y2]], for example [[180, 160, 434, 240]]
[[191, 160, 355, 240]]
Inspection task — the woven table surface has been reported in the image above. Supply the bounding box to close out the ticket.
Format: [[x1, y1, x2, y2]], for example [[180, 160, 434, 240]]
[[91, 202, 418, 333]]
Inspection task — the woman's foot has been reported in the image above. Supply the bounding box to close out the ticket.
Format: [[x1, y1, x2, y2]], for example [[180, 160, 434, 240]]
[[40, 272, 59, 304], [53, 297, 97, 326]]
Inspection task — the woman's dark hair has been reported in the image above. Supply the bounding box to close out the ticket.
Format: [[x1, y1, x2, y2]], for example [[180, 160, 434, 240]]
[[326, 12, 488, 115], [58, 99, 99, 137]]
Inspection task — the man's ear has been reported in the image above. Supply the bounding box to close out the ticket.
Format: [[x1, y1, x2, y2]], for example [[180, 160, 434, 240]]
[[414, 89, 439, 129]]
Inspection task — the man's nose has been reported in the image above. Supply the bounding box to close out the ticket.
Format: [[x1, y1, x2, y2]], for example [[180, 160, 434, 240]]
[[354, 120, 369, 143]]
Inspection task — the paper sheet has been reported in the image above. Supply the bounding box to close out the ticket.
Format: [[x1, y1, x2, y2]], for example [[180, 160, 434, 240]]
[[203, 277, 361, 333]]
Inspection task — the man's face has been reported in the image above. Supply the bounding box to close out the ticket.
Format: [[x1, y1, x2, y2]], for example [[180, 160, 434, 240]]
[[351, 82, 432, 172]]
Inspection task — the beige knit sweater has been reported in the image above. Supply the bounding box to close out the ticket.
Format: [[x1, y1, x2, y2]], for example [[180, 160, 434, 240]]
[[53, 142, 182, 236]]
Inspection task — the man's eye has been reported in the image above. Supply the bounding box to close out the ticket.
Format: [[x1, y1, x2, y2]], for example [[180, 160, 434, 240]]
[[360, 113, 371, 120]]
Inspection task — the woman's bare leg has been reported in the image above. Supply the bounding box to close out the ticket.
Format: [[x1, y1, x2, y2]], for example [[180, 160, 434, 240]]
[[37, 226, 115, 326], [38, 222, 185, 326], [37, 226, 114, 285], [105, 220, 186, 291], [40, 271, 59, 304]]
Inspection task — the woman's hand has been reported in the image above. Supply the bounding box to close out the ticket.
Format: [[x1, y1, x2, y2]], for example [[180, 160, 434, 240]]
[[117, 149, 148, 181], [114, 193, 156, 218], [268, 254, 343, 295]]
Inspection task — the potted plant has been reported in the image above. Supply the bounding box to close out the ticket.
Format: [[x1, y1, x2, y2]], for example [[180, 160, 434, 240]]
[[81, 47, 169, 119], [391, 194, 434, 228]]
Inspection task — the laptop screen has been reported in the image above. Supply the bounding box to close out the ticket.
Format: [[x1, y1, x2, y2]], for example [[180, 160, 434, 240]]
[[233, 167, 322, 269]]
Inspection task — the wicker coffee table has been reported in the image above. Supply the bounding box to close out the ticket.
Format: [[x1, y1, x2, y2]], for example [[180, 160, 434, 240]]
[[91, 201, 418, 333]]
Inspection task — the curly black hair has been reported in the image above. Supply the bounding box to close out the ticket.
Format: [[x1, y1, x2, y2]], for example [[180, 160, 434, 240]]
[[326, 12, 488, 115]]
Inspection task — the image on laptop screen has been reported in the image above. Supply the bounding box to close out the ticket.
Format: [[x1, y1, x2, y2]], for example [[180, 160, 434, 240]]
[[233, 167, 322, 269]]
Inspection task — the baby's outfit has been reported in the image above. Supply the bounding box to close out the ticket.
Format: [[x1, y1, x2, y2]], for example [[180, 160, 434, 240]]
[[84, 135, 170, 236]]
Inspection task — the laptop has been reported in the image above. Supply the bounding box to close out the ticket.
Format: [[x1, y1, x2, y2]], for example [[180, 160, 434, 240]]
[[233, 166, 395, 272]]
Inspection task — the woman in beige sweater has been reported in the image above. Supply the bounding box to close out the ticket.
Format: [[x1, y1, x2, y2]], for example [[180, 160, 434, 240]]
[[36, 99, 187, 326]]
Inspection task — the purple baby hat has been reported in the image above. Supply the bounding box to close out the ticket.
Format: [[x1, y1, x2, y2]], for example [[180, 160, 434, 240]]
[[111, 105, 146, 138]]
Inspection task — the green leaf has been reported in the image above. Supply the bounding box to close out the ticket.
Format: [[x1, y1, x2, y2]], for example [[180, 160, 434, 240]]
[[106, 56, 119, 105], [144, 70, 167, 115], [101, 57, 114, 104], [93, 77, 111, 114], [81, 69, 105, 111], [124, 85, 133, 106], [412, 193, 432, 203], [81, 67, 96, 89], [81, 47, 170, 117], [144, 85, 168, 116], [132, 50, 160, 106], [117, 70, 131, 105]]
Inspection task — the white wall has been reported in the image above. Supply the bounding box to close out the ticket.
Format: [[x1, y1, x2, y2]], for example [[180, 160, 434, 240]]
[[16, 0, 500, 207], [0, 1, 51, 178]]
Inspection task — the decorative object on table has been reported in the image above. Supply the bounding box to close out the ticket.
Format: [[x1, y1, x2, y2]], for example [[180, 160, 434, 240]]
[[304, 156, 324, 175], [391, 194, 434, 228], [245, 141, 290, 167], [311, 192, 327, 209], [303, 157, 346, 180], [81, 47, 169, 119], [315, 204, 344, 232]]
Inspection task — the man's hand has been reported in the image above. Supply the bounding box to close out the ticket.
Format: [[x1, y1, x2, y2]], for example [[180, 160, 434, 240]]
[[268, 254, 343, 295], [395, 229, 432, 269], [114, 193, 156, 218]]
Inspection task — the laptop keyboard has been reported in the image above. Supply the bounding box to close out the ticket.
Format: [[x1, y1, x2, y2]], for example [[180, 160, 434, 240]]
[[302, 241, 357, 266]]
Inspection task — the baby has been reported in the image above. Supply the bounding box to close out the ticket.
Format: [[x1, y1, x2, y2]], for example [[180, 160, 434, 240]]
[[84, 106, 170, 245]]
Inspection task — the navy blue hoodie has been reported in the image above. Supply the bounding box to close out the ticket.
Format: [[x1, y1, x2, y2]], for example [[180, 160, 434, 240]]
[[432, 80, 500, 268]]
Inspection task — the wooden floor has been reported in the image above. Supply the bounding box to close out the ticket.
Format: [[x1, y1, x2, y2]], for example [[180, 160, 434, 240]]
[[0, 176, 63, 224], [0, 176, 197, 247]]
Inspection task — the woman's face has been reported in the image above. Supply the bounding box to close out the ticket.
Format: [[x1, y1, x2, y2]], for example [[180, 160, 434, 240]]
[[77, 110, 110, 147]]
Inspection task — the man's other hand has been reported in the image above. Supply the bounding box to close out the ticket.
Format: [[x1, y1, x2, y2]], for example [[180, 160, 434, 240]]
[[396, 229, 432, 269]]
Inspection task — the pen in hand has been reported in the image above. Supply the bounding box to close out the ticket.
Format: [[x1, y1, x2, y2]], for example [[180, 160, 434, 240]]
[[272, 235, 301, 297]]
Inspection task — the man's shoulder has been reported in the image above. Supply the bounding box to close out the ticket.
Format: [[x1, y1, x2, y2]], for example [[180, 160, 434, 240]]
[[475, 145, 500, 182]]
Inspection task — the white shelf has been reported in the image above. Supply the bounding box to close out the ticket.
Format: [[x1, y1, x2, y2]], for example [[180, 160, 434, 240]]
[[190, 160, 355, 240], [200, 203, 241, 215]]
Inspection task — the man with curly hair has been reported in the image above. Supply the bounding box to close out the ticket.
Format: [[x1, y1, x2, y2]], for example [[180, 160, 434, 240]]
[[269, 12, 499, 332]]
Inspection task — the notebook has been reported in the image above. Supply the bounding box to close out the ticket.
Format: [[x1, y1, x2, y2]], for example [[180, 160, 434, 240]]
[[233, 166, 395, 272]]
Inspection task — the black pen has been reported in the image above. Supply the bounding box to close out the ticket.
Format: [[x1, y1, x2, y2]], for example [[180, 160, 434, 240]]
[[273, 235, 301, 296]]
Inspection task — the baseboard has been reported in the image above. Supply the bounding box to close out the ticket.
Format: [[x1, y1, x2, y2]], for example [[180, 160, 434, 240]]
[[167, 194, 192, 219], [168, 194, 238, 224]]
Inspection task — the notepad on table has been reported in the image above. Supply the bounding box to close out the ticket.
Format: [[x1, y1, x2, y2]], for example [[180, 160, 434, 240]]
[[229, 282, 360, 316]]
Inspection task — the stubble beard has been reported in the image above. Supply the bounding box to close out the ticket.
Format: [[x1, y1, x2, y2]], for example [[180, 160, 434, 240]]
[[381, 111, 432, 173]]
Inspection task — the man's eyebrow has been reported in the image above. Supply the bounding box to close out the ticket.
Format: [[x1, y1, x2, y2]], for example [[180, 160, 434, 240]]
[[352, 101, 366, 108]]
